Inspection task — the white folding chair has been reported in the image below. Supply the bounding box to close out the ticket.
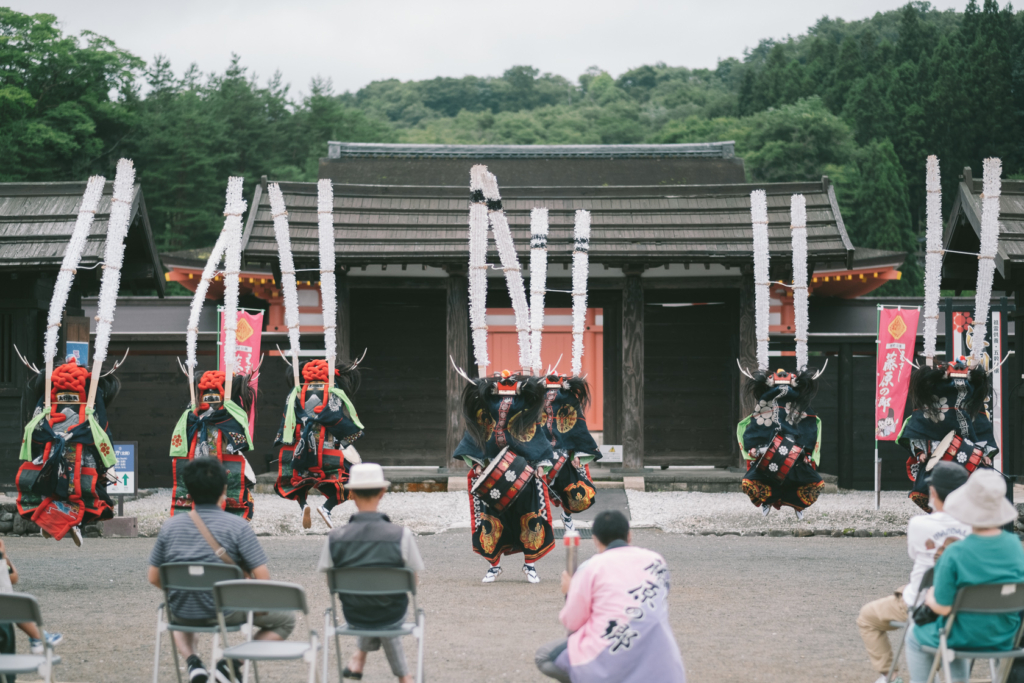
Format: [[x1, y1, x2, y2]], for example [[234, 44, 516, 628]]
[[213, 579, 319, 683], [322, 566, 425, 683], [0, 593, 60, 683]]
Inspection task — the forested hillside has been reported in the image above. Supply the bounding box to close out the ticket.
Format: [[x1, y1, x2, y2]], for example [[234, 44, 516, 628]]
[[2, 1, 1021, 294]]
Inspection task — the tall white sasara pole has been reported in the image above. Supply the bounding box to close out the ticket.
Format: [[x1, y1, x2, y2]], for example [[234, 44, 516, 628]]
[[220, 177, 246, 403], [750, 190, 771, 371], [269, 183, 302, 388], [317, 179, 337, 390], [468, 166, 490, 377], [529, 208, 549, 376]]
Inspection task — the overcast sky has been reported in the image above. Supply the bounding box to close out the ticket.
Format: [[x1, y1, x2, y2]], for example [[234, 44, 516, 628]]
[[13, 0, 970, 96]]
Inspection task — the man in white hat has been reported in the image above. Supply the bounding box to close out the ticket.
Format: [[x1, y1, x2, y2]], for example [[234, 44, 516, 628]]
[[317, 463, 422, 683], [904, 469, 1024, 683]]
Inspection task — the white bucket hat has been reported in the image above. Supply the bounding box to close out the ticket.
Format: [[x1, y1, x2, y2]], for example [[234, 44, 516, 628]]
[[345, 463, 390, 490], [943, 469, 1017, 528]]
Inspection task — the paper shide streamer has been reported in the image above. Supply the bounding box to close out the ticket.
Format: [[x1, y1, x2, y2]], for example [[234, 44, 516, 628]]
[[790, 195, 809, 371], [571, 209, 590, 377], [750, 190, 771, 371], [317, 179, 338, 388], [482, 170, 532, 372], [468, 166, 490, 375], [972, 157, 1002, 367], [269, 183, 301, 386], [529, 208, 549, 375], [87, 160, 135, 409], [923, 156, 942, 365], [43, 176, 105, 407]]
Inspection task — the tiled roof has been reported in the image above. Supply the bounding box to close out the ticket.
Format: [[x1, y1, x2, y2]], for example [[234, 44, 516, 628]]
[[241, 178, 854, 269], [0, 181, 164, 294], [327, 141, 736, 159]]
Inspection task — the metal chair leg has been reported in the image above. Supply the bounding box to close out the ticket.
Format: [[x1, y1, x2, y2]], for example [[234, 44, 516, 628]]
[[322, 611, 330, 683], [416, 612, 425, 683], [153, 608, 164, 683]]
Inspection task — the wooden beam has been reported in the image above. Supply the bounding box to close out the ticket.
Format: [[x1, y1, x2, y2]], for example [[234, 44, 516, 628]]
[[622, 271, 644, 469], [446, 272, 470, 471], [838, 342, 854, 489], [337, 270, 350, 362], [737, 265, 756, 418], [602, 296, 622, 445]]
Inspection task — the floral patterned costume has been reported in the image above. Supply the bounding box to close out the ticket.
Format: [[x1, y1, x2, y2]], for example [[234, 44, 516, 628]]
[[539, 377, 600, 514]]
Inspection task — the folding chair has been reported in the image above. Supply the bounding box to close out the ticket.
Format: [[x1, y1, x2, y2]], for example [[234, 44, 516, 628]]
[[153, 562, 245, 683], [213, 579, 319, 683], [0, 593, 60, 683], [322, 566, 425, 683], [887, 568, 935, 682], [922, 581, 1024, 683]]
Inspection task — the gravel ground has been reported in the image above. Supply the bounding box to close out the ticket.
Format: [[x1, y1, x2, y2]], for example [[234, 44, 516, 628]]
[[3, 530, 910, 683], [626, 490, 926, 535]]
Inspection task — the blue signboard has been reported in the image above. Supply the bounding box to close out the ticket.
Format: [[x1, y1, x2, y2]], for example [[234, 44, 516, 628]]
[[65, 341, 89, 367], [108, 442, 137, 495]]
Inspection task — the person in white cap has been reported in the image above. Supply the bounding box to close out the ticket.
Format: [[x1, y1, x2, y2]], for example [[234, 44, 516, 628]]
[[317, 463, 423, 683], [904, 469, 1024, 683]]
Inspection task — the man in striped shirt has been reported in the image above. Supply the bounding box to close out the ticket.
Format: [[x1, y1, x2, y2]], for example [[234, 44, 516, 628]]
[[148, 458, 294, 683]]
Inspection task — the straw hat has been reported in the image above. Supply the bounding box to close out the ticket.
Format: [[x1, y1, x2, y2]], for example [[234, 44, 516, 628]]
[[345, 463, 390, 490], [943, 469, 1017, 528]]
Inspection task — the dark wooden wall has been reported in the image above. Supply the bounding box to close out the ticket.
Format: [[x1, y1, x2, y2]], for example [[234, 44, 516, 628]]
[[642, 290, 739, 467]]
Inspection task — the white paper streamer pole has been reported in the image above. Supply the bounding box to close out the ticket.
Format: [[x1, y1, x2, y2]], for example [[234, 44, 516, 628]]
[[269, 183, 301, 388], [751, 190, 771, 371], [923, 156, 943, 366], [529, 208, 549, 375], [972, 157, 1002, 366], [43, 175, 105, 410], [185, 231, 229, 408], [469, 166, 490, 376], [571, 210, 591, 377], [482, 170, 532, 373], [220, 177, 246, 402], [87, 160, 135, 410], [790, 195, 809, 371], [317, 179, 337, 389]]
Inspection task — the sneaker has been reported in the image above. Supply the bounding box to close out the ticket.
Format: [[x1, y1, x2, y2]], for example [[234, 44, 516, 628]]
[[561, 512, 575, 532], [214, 658, 243, 683], [317, 505, 334, 529], [70, 525, 83, 547], [186, 654, 209, 683], [795, 509, 805, 521], [482, 566, 502, 583], [761, 504, 772, 518], [301, 505, 311, 529], [31, 631, 62, 654], [523, 564, 540, 584]]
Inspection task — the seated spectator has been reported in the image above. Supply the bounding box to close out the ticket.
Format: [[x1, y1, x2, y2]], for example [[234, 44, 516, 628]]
[[0, 538, 63, 655], [317, 463, 422, 683], [148, 458, 294, 683], [857, 462, 970, 683], [905, 469, 1024, 683], [535, 510, 686, 683]]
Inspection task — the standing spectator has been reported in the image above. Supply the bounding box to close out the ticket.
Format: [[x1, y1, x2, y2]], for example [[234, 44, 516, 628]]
[[148, 458, 294, 683], [535, 510, 685, 683], [857, 462, 971, 683], [317, 463, 423, 683], [905, 469, 1024, 683], [0, 538, 63, 655]]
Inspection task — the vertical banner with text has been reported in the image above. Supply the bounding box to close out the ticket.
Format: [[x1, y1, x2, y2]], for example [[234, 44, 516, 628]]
[[220, 309, 264, 435], [875, 307, 920, 440]]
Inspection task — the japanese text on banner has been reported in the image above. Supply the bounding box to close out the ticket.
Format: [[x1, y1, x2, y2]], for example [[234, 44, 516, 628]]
[[875, 308, 919, 440]]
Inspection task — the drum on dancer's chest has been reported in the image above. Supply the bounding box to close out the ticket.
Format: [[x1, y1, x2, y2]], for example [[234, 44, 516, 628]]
[[471, 447, 535, 512], [754, 434, 805, 485]]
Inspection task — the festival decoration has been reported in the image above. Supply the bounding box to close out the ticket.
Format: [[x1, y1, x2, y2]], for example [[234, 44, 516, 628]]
[[922, 156, 942, 365], [875, 307, 920, 440], [220, 177, 246, 402], [269, 183, 301, 387], [972, 157, 1002, 366], [185, 231, 229, 407], [317, 179, 337, 388], [750, 190, 770, 371], [790, 195, 809, 371], [571, 209, 591, 377], [469, 166, 490, 376]]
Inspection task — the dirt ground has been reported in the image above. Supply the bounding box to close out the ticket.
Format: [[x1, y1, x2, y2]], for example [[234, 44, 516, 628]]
[[5, 530, 908, 682]]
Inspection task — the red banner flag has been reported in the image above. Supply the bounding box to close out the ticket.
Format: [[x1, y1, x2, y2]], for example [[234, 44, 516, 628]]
[[875, 307, 919, 441], [220, 310, 264, 435]]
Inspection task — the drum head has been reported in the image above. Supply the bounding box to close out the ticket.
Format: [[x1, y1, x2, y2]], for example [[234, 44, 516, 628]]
[[926, 430, 956, 472], [471, 447, 510, 494]]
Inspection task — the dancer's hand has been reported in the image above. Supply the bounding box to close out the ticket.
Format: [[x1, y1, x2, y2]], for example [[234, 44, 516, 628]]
[[572, 456, 581, 468], [560, 570, 572, 595]]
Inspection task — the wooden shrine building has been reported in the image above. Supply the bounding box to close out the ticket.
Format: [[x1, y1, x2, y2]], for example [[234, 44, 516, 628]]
[[240, 142, 855, 472]]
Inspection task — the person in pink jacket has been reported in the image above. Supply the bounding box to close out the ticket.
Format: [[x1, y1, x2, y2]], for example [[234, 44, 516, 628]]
[[535, 510, 686, 683]]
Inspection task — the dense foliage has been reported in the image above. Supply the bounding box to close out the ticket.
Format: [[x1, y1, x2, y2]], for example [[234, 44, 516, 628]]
[[3, 2, 1022, 294]]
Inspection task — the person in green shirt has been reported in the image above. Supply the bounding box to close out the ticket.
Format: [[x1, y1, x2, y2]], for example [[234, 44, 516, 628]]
[[905, 469, 1024, 683]]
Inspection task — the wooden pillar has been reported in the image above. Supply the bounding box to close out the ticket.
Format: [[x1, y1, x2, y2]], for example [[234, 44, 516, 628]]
[[737, 265, 757, 419], [1012, 285, 1024, 479], [337, 269, 350, 362], [602, 297, 622, 445], [621, 269, 645, 469], [446, 269, 470, 470], [838, 342, 854, 489]]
